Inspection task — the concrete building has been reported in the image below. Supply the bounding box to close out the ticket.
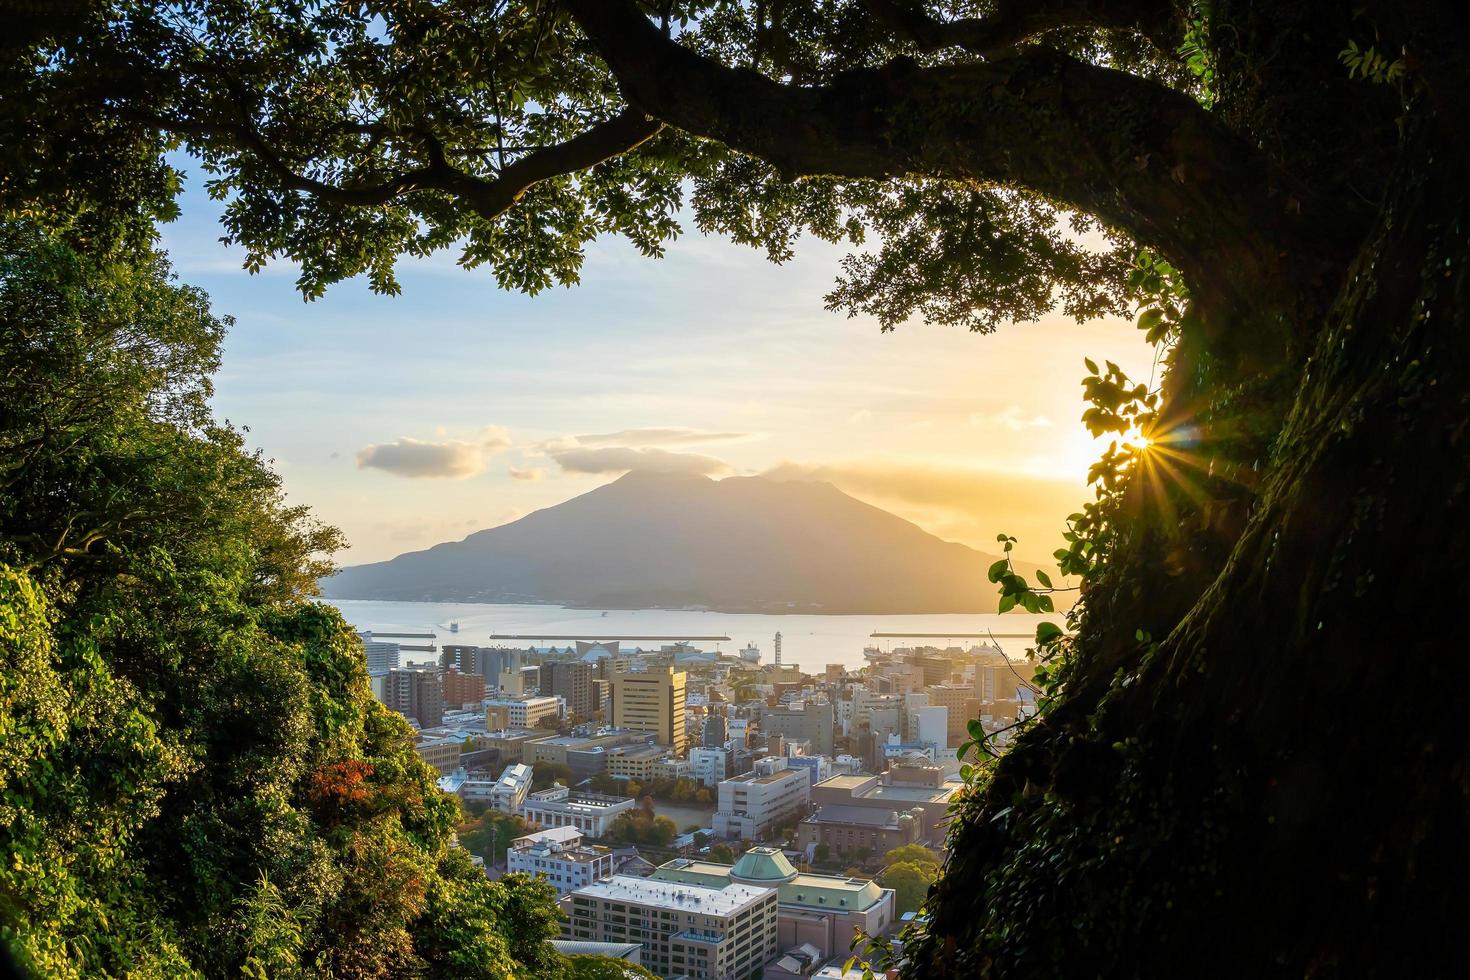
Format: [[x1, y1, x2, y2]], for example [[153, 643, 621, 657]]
[[610, 666, 688, 755], [784, 754, 831, 788], [712, 756, 811, 840], [384, 667, 444, 728], [543, 660, 596, 720], [564, 874, 780, 980], [691, 746, 731, 787], [479, 728, 549, 766], [441, 667, 486, 710], [797, 804, 923, 858], [702, 712, 728, 748], [924, 684, 983, 747], [653, 756, 692, 781], [414, 735, 463, 774], [358, 632, 401, 676], [522, 785, 636, 837], [762, 701, 835, 757], [651, 847, 895, 963], [507, 826, 614, 895], [605, 744, 670, 781], [497, 649, 525, 697], [485, 695, 561, 730], [809, 773, 957, 841], [591, 678, 612, 720], [458, 761, 534, 812]]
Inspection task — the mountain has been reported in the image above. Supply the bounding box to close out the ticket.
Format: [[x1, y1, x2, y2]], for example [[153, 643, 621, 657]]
[[321, 471, 1050, 613]]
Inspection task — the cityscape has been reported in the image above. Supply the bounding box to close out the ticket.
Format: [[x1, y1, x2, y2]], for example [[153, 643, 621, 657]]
[[363, 629, 1038, 979]]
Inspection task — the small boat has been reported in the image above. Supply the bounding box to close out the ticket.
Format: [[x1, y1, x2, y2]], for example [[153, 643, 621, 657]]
[[449, 622, 460, 633]]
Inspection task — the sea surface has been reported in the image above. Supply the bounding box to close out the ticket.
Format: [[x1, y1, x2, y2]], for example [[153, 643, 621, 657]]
[[325, 599, 1057, 673]]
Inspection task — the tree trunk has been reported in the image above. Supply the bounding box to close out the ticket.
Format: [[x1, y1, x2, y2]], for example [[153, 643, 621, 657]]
[[913, 94, 1470, 977]]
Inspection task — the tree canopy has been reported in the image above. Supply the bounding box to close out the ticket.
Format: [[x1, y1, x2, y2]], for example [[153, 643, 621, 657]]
[[6, 0, 1470, 976], [0, 221, 569, 976]]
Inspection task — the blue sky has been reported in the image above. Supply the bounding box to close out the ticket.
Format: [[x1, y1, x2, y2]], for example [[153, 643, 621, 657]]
[[159, 163, 1153, 566]]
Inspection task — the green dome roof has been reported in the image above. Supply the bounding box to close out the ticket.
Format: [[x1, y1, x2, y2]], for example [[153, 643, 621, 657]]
[[729, 847, 799, 884]]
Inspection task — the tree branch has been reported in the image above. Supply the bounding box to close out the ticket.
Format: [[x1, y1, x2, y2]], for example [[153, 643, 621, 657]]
[[861, 0, 1178, 55], [563, 0, 1353, 329], [147, 108, 662, 222]]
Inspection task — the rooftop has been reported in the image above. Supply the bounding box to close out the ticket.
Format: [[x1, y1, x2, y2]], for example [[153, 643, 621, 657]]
[[801, 804, 914, 828], [570, 875, 775, 917], [650, 853, 888, 913]]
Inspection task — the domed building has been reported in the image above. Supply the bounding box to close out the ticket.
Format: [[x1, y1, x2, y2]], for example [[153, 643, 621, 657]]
[[651, 846, 896, 962]]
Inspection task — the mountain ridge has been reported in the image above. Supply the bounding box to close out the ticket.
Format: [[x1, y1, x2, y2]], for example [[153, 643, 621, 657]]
[[321, 471, 1048, 613]]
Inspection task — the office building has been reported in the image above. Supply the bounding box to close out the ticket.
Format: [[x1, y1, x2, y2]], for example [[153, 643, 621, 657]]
[[605, 744, 670, 781], [384, 667, 444, 728], [610, 666, 687, 754], [564, 875, 780, 980], [485, 695, 561, 730], [762, 701, 835, 757], [506, 826, 614, 895], [479, 728, 551, 766], [591, 678, 612, 720], [651, 847, 895, 962], [414, 735, 462, 774], [797, 805, 923, 857], [702, 712, 728, 748], [521, 785, 636, 837], [809, 772, 957, 840], [712, 757, 811, 840], [691, 746, 731, 787], [543, 660, 596, 720]]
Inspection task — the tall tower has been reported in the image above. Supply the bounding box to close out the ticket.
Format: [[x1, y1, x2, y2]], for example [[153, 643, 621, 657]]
[[774, 631, 783, 667]]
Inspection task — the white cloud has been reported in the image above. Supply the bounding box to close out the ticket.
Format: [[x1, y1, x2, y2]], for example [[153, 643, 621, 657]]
[[509, 466, 545, 481], [848, 409, 873, 424], [356, 430, 509, 479]]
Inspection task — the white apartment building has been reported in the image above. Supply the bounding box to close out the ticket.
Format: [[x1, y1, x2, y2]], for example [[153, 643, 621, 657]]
[[506, 826, 614, 896], [690, 746, 729, 787], [711, 757, 811, 841], [564, 875, 780, 980], [521, 785, 636, 837]]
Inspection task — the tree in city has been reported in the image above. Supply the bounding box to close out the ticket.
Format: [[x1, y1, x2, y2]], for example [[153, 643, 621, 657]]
[[7, 0, 1470, 974], [458, 809, 531, 866], [882, 860, 940, 916], [0, 222, 565, 977], [884, 844, 940, 870], [708, 843, 737, 865]]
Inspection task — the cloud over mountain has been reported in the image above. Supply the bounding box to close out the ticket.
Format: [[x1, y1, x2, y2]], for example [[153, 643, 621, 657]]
[[551, 445, 732, 477], [356, 427, 511, 479]]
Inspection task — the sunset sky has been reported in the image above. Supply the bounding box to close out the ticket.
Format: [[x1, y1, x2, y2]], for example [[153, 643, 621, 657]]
[[161, 167, 1153, 567]]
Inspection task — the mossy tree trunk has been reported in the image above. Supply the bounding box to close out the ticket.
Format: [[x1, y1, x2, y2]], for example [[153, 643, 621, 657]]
[[918, 93, 1470, 977]]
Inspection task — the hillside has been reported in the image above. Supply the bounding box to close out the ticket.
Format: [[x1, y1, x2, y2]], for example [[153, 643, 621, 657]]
[[321, 471, 1046, 613]]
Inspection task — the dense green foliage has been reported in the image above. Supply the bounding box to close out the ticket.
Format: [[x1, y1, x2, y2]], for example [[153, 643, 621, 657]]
[[565, 954, 659, 980], [6, 1, 1469, 976], [0, 223, 567, 977]]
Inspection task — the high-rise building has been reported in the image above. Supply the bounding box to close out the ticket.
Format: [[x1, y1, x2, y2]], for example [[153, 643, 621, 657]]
[[762, 700, 835, 756], [610, 667, 687, 754], [701, 712, 728, 748], [441, 667, 487, 709], [591, 678, 612, 720], [384, 667, 444, 727], [358, 632, 401, 676], [543, 660, 595, 719]]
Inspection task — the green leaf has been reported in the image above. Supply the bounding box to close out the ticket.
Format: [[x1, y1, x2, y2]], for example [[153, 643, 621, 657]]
[[1084, 357, 1098, 374], [987, 559, 1008, 583], [998, 594, 1017, 613], [1036, 569, 1053, 588]]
